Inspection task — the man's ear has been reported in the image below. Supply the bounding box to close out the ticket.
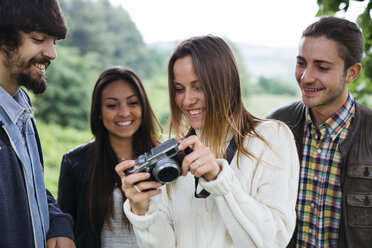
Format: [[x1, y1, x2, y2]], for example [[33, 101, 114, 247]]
[[346, 63, 362, 84]]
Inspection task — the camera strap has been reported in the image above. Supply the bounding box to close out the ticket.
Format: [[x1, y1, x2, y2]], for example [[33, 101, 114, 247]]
[[194, 137, 237, 198]]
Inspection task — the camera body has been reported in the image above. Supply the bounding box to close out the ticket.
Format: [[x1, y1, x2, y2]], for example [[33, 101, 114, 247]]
[[125, 138, 189, 184]]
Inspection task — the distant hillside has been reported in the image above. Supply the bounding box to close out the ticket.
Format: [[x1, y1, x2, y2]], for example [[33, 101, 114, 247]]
[[148, 41, 178, 54], [236, 43, 297, 84], [148, 41, 298, 84]]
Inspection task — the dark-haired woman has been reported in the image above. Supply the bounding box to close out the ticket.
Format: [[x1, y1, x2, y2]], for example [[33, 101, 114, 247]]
[[116, 36, 300, 248], [57, 66, 161, 248]]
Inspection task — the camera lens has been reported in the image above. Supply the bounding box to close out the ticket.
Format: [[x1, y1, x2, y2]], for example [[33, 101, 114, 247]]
[[152, 158, 181, 184]]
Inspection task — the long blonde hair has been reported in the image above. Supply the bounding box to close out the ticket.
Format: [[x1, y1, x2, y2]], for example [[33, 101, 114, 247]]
[[167, 35, 265, 160]]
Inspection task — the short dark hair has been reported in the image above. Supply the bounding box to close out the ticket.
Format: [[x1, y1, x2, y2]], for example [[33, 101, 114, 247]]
[[302, 16, 364, 69], [0, 0, 68, 50]]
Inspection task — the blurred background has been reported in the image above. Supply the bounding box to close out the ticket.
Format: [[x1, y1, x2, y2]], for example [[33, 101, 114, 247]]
[[34, 0, 372, 195]]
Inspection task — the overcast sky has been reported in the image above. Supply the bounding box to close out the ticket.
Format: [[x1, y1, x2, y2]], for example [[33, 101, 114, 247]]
[[110, 0, 367, 48]]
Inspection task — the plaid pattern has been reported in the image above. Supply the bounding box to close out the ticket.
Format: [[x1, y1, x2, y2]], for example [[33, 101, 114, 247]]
[[296, 93, 355, 248]]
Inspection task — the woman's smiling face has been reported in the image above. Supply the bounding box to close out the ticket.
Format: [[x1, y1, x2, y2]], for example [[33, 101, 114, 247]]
[[101, 79, 142, 142], [173, 55, 205, 130]]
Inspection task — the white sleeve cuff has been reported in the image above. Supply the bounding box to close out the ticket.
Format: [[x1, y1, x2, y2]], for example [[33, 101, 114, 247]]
[[198, 159, 234, 196], [123, 198, 159, 230]]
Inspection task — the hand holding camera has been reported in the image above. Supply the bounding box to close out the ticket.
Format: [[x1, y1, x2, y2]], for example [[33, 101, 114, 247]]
[[115, 138, 192, 216], [115, 135, 220, 215], [125, 138, 192, 184]]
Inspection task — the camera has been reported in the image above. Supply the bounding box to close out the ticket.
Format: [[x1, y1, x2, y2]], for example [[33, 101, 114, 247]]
[[125, 138, 191, 184]]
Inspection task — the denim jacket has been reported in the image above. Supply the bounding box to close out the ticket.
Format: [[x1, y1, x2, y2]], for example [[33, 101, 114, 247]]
[[0, 87, 74, 247], [268, 100, 372, 248]]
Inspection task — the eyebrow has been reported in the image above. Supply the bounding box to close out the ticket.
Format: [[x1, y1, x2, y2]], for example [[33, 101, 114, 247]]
[[297, 56, 334, 65], [103, 93, 138, 101], [313, 59, 334, 65], [127, 94, 138, 99], [174, 79, 199, 85]]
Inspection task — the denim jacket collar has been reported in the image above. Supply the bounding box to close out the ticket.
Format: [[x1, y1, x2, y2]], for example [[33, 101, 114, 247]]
[[0, 86, 33, 125]]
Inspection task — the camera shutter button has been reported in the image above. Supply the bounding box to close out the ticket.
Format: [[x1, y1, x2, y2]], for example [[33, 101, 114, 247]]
[[137, 155, 146, 164]]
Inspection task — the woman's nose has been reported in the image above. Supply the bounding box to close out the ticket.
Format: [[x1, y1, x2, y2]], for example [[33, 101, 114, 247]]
[[183, 90, 197, 106], [118, 105, 130, 117]]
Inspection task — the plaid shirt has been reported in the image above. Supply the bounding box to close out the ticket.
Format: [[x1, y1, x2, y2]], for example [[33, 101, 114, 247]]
[[296, 93, 355, 248]]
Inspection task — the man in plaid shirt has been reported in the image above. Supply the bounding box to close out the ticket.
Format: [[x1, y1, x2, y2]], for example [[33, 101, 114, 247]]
[[268, 17, 372, 247]]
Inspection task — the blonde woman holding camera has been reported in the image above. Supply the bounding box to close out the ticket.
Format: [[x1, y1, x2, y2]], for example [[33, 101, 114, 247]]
[[116, 35, 299, 248]]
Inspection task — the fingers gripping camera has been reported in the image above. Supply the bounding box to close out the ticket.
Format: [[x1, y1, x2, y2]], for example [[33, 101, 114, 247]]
[[125, 138, 192, 184]]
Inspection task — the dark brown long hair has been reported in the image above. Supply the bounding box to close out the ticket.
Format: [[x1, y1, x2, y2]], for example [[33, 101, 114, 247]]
[[168, 35, 263, 159], [87, 66, 161, 233]]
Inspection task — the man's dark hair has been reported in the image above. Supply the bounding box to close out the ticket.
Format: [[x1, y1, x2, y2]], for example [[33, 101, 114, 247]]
[[0, 0, 68, 50], [302, 16, 364, 69]]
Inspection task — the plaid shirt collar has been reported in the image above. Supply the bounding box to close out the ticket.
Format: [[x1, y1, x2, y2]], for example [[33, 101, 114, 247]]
[[305, 91, 355, 138]]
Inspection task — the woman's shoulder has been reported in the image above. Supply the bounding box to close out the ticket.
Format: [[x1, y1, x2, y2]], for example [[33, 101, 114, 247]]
[[242, 119, 296, 157], [254, 119, 293, 140], [62, 140, 95, 168], [242, 120, 298, 170]]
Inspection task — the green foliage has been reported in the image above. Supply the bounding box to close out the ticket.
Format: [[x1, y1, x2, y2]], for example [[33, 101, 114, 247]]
[[316, 0, 372, 105], [348, 68, 372, 105], [34, 46, 99, 130], [144, 74, 170, 126], [255, 76, 299, 96], [33, 0, 170, 129], [38, 121, 92, 196], [59, 0, 164, 78]]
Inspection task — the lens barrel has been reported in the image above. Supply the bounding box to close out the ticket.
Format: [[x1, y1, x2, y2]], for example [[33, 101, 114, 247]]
[[152, 158, 181, 184]]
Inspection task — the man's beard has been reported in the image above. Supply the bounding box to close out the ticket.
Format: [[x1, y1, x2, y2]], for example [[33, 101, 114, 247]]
[[17, 69, 47, 94], [3, 50, 50, 94]]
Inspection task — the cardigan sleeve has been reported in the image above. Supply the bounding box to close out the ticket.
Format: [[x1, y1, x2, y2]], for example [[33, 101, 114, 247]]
[[123, 190, 176, 247], [199, 120, 299, 247]]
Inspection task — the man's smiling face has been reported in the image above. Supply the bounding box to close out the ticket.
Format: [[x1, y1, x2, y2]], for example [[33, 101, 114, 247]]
[[3, 31, 57, 94]]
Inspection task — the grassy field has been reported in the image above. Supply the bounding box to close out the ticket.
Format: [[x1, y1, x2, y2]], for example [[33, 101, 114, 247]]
[[244, 93, 298, 118]]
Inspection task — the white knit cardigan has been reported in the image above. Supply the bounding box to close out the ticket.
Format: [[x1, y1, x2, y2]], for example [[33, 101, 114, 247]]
[[124, 120, 299, 248]]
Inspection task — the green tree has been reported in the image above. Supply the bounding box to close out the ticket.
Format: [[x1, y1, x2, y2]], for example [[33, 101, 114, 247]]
[[317, 0, 372, 106], [256, 76, 299, 96], [145, 74, 170, 126], [34, 0, 170, 129], [34, 46, 100, 130], [59, 0, 161, 78]]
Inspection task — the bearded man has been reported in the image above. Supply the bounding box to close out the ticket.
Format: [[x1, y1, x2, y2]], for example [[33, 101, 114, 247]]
[[0, 0, 75, 247]]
